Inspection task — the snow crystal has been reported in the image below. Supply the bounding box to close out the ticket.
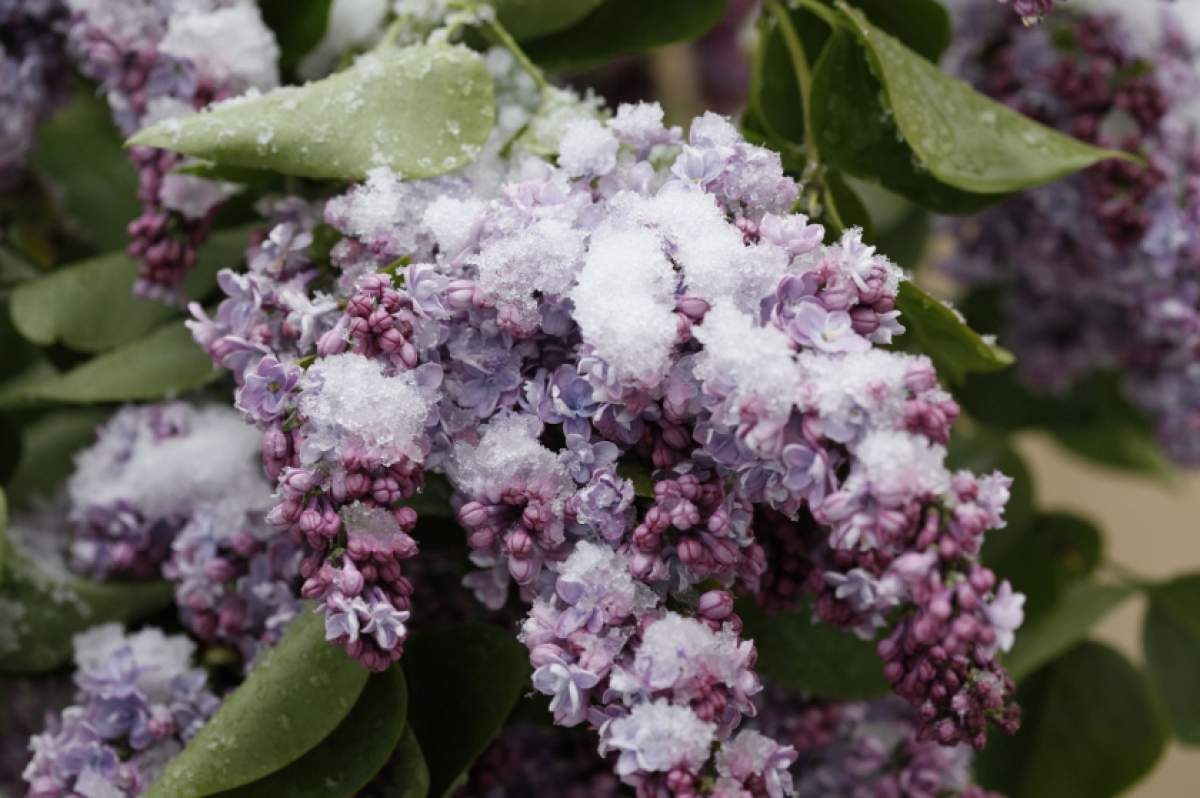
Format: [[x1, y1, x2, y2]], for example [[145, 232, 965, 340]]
[[854, 430, 951, 504], [298, 353, 434, 465], [558, 118, 619, 177], [477, 218, 587, 329], [570, 226, 679, 386], [160, 3, 280, 92], [796, 349, 917, 441], [693, 302, 801, 413], [423, 195, 487, 259], [450, 412, 566, 499]]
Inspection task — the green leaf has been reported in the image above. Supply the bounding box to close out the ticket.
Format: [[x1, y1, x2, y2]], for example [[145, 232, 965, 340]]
[[977, 642, 1165, 798], [146, 610, 369, 798], [259, 0, 334, 70], [896, 281, 1013, 384], [404, 624, 529, 798], [213, 667, 407, 798], [984, 512, 1102, 627], [834, 4, 1132, 194], [376, 727, 432, 798], [3, 408, 111, 510], [834, 0, 950, 63], [493, 0, 606, 40], [1004, 582, 1135, 682], [0, 487, 8, 573], [810, 31, 998, 214], [822, 171, 873, 241], [738, 599, 888, 700], [524, 0, 729, 72], [10, 226, 250, 353], [31, 88, 141, 252], [0, 321, 219, 408], [129, 44, 495, 181], [946, 426, 1036, 535], [0, 550, 175, 674], [1143, 574, 1200, 744]]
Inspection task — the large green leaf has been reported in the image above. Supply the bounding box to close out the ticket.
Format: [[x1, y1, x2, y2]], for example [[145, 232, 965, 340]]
[[835, 4, 1130, 194], [404, 624, 529, 798], [983, 512, 1102, 627], [146, 610, 369, 798], [0, 322, 219, 407], [739, 600, 888, 700], [376, 727, 432, 798], [3, 408, 111, 510], [523, 0, 728, 72], [1004, 582, 1135, 682], [259, 0, 334, 70], [1143, 574, 1200, 744], [129, 44, 495, 181], [213, 667, 407, 798], [31, 88, 141, 252], [810, 31, 998, 214], [0, 549, 174, 674], [493, 0, 605, 40], [896, 281, 1013, 384], [10, 226, 249, 353], [977, 642, 1165, 798]]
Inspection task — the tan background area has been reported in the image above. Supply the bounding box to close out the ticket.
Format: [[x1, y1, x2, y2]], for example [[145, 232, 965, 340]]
[[1017, 435, 1200, 796]]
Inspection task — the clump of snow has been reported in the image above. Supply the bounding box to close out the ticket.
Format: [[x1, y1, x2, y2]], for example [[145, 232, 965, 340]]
[[558, 118, 619, 178], [67, 406, 266, 523], [693, 302, 801, 413], [853, 430, 951, 504], [450, 412, 566, 499], [160, 2, 280, 92], [570, 226, 679, 386], [298, 353, 435, 465], [476, 218, 587, 330]]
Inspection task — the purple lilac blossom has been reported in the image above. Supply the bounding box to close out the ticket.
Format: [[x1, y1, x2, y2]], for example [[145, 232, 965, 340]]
[[193, 81, 1023, 790], [0, 675, 73, 797], [21, 624, 219, 798], [944, 1, 1200, 465], [754, 685, 1002, 798], [0, 0, 70, 189], [62, 0, 279, 300], [1000, 0, 1055, 25]]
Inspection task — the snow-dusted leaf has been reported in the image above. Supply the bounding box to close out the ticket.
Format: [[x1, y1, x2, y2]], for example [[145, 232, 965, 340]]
[[129, 44, 494, 181], [145, 610, 369, 798]]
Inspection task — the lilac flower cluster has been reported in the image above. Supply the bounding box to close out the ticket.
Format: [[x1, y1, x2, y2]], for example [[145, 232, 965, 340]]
[[193, 90, 1022, 790], [22, 624, 219, 798], [26, 402, 302, 661], [754, 686, 1001, 798], [999, 0, 1055, 25], [945, 2, 1200, 465], [62, 0, 279, 299], [0, 0, 71, 189]]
